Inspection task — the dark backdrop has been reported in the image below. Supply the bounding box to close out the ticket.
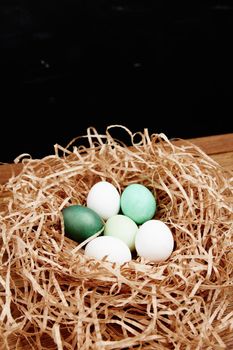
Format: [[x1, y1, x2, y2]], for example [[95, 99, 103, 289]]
[[1, 1, 233, 162]]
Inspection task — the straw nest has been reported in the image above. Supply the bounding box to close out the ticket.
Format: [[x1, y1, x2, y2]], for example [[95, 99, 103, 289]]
[[0, 126, 233, 350]]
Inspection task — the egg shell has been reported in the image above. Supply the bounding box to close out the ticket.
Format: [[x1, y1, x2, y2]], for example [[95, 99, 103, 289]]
[[120, 184, 156, 224], [62, 205, 104, 242], [135, 220, 174, 262], [84, 236, 132, 264], [87, 181, 120, 220], [104, 214, 138, 251]]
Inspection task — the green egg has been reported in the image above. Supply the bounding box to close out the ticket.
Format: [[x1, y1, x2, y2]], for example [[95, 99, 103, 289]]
[[62, 205, 104, 242], [120, 184, 156, 224], [104, 214, 138, 251]]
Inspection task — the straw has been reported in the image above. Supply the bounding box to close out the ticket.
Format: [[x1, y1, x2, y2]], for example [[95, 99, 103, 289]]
[[0, 125, 232, 349]]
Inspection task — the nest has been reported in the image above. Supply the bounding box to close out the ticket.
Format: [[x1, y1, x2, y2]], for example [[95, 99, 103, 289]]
[[0, 126, 233, 350]]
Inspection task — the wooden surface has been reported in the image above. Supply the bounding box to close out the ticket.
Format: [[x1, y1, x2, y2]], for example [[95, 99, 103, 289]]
[[1, 133, 233, 184], [0, 133, 233, 349]]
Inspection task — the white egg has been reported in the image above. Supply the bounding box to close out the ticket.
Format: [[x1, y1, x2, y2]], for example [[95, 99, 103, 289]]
[[87, 181, 120, 220], [84, 236, 132, 264], [135, 220, 174, 262]]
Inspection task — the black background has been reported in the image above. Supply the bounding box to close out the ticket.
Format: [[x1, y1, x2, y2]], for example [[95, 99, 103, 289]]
[[0, 1, 233, 162]]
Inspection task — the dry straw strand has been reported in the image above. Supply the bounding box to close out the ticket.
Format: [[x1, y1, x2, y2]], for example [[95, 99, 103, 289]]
[[0, 125, 232, 349]]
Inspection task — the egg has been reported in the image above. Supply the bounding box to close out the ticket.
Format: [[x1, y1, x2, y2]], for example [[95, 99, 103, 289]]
[[62, 205, 104, 242], [87, 181, 120, 220], [84, 236, 132, 264], [104, 214, 138, 251], [135, 220, 174, 262], [120, 184, 156, 224]]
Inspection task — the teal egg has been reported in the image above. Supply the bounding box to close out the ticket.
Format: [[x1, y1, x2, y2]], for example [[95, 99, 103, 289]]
[[62, 205, 104, 242], [120, 184, 156, 224]]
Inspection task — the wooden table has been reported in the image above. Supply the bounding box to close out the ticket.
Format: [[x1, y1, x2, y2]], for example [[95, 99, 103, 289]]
[[0, 134, 233, 184], [1, 133, 233, 349]]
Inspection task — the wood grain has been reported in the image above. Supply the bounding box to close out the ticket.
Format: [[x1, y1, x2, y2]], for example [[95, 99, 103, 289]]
[[1, 133, 232, 184], [183, 133, 233, 155]]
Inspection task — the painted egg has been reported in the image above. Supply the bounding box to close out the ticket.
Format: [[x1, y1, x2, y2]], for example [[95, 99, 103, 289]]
[[120, 183, 156, 224], [62, 205, 104, 242], [87, 181, 120, 220], [135, 220, 174, 262], [84, 236, 132, 264], [104, 214, 138, 251]]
